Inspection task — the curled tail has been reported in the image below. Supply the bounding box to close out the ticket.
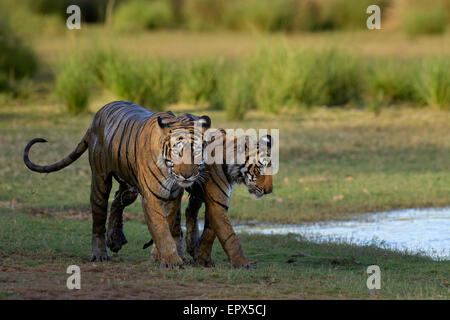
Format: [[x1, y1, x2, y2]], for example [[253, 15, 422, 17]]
[[23, 133, 89, 173]]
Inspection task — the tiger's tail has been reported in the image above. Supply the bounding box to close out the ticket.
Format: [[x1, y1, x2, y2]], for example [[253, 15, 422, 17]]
[[23, 131, 89, 173]]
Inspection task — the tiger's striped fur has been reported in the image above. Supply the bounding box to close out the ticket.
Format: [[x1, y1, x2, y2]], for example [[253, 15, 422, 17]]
[[184, 130, 273, 268], [23, 101, 211, 265]]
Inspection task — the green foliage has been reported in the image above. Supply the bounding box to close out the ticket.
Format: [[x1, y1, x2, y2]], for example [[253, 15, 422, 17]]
[[246, 48, 362, 112], [322, 0, 389, 30], [367, 59, 421, 105], [55, 56, 95, 114], [100, 53, 179, 110], [402, 4, 448, 36], [418, 58, 450, 110], [183, 0, 228, 30], [113, 0, 174, 32], [0, 20, 38, 94], [222, 65, 255, 120], [27, 0, 110, 23], [179, 59, 224, 107], [223, 0, 297, 32]]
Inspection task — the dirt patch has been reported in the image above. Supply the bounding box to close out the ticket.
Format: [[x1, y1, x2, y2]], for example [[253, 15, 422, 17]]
[[0, 259, 285, 300]]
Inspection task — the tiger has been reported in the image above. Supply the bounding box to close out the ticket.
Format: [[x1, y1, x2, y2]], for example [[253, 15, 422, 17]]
[[143, 130, 274, 268], [23, 101, 211, 266]]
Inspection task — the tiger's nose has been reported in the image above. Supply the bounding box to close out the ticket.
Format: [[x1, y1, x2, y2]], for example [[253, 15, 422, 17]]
[[264, 185, 273, 194], [179, 165, 195, 180]]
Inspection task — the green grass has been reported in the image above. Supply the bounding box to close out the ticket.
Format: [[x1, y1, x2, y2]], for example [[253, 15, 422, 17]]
[[113, 0, 174, 33], [0, 212, 448, 299], [55, 55, 95, 114], [402, 3, 448, 36]]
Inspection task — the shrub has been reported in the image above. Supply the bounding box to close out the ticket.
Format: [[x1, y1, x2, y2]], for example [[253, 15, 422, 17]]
[[113, 0, 174, 32], [223, 0, 297, 32], [322, 0, 389, 30], [183, 0, 227, 30], [0, 19, 38, 94], [27, 0, 109, 23], [55, 56, 95, 114], [179, 59, 224, 107], [221, 65, 255, 120], [366, 59, 421, 105], [245, 48, 362, 112], [418, 58, 450, 109], [101, 54, 179, 111], [402, 4, 448, 36]]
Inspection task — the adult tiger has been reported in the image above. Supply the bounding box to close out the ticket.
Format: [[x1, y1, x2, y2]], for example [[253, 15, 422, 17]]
[[23, 101, 211, 266], [143, 130, 274, 268]]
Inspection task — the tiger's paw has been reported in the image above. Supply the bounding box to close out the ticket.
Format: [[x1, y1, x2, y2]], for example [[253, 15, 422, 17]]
[[106, 228, 128, 253], [231, 258, 251, 269], [150, 247, 184, 268], [195, 254, 215, 268], [90, 252, 110, 262], [91, 234, 110, 262]]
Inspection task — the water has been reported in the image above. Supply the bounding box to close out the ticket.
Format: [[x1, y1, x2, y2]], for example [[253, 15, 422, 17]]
[[233, 207, 450, 260]]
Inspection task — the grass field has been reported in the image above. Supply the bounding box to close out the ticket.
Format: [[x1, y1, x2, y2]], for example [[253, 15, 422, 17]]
[[1, 29, 449, 299]]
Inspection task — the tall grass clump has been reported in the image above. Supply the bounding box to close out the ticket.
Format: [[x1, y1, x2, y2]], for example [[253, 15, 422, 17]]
[[366, 59, 421, 105], [55, 56, 95, 114], [401, 3, 448, 36], [248, 48, 307, 112], [179, 59, 224, 108], [322, 0, 389, 30], [220, 65, 255, 120], [101, 53, 179, 111], [313, 50, 363, 106], [223, 0, 297, 32], [183, 0, 227, 30], [418, 58, 450, 110], [245, 48, 363, 113], [113, 0, 174, 32], [0, 18, 38, 94]]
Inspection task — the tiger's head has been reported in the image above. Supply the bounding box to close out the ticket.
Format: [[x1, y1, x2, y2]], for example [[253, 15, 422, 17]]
[[157, 113, 211, 188], [236, 134, 273, 200]]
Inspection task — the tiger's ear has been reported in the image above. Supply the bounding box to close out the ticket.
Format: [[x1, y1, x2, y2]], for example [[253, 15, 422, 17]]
[[157, 116, 170, 129], [259, 135, 273, 149], [197, 115, 211, 130]]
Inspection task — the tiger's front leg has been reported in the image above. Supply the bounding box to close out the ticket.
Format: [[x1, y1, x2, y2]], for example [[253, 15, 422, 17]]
[[201, 200, 249, 268], [142, 196, 184, 267]]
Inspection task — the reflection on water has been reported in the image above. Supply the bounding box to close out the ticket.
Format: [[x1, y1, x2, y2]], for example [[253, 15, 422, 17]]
[[234, 207, 450, 260]]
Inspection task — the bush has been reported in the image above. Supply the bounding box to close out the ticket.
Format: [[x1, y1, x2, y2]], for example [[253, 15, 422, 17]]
[[221, 65, 255, 120], [179, 59, 224, 107], [183, 0, 228, 30], [27, 0, 109, 23], [418, 59, 450, 110], [113, 0, 174, 32], [55, 56, 95, 114], [223, 0, 297, 32], [101, 53, 179, 111], [366, 59, 421, 105], [242, 48, 362, 113], [402, 4, 448, 35], [0, 20, 38, 94], [322, 0, 389, 30]]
